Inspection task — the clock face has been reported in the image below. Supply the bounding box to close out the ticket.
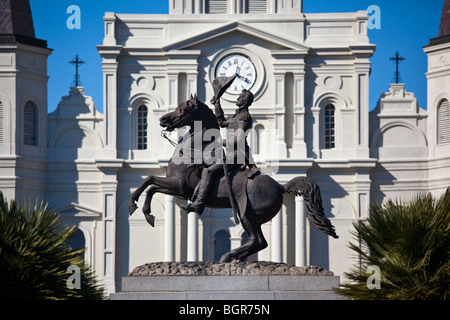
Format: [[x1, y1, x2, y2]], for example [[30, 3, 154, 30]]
[[215, 54, 256, 95]]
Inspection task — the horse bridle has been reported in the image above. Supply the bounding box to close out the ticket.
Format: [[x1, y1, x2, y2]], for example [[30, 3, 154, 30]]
[[160, 111, 194, 147]]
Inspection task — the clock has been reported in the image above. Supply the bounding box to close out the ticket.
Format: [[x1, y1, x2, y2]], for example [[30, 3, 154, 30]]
[[215, 54, 256, 94]]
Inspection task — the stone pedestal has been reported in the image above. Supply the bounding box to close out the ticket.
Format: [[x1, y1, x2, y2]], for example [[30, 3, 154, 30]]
[[110, 261, 343, 300]]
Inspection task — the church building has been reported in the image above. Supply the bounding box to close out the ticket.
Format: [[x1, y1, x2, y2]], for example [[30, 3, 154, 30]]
[[0, 0, 449, 294]]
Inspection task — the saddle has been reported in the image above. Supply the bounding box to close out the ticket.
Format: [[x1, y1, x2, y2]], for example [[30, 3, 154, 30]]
[[188, 165, 260, 218]]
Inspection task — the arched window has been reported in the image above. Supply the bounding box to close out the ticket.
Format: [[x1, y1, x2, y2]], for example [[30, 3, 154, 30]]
[[437, 99, 450, 145], [324, 104, 335, 149], [214, 230, 230, 262], [0, 101, 3, 144], [66, 228, 86, 260], [24, 101, 38, 146], [137, 105, 148, 150], [205, 0, 227, 14]]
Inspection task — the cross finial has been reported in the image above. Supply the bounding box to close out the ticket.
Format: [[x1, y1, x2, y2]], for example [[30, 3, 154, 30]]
[[389, 51, 405, 84], [69, 54, 85, 87]]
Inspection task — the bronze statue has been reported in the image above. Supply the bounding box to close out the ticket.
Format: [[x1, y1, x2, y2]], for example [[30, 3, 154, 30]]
[[128, 76, 338, 263], [183, 82, 256, 218]]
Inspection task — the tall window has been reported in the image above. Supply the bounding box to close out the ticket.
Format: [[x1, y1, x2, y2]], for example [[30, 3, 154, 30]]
[[438, 99, 450, 145], [0, 101, 3, 144], [205, 0, 227, 14], [137, 105, 148, 150], [65, 228, 86, 260], [324, 104, 335, 149], [24, 101, 37, 146]]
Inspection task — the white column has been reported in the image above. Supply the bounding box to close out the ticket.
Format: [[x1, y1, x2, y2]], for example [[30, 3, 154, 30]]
[[273, 72, 288, 158], [295, 196, 307, 266], [187, 212, 198, 261], [271, 209, 282, 263], [194, 0, 201, 14], [164, 195, 175, 262]]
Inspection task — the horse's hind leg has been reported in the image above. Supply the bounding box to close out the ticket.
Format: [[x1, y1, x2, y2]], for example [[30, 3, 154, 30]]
[[220, 210, 267, 263]]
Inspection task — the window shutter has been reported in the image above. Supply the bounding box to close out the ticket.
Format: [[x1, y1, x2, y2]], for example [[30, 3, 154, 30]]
[[324, 104, 336, 149], [24, 102, 37, 146], [246, 0, 267, 13], [438, 99, 450, 145], [0, 101, 3, 144], [205, 0, 227, 14]]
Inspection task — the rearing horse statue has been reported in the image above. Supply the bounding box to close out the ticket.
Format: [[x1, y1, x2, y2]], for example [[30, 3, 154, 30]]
[[128, 95, 338, 263]]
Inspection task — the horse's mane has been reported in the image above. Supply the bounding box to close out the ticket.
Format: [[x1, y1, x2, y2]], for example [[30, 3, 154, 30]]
[[195, 99, 220, 130]]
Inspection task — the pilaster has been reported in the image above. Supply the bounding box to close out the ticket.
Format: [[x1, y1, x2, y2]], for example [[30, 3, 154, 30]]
[[95, 159, 124, 294], [98, 14, 122, 159], [295, 196, 306, 266], [350, 45, 375, 159]]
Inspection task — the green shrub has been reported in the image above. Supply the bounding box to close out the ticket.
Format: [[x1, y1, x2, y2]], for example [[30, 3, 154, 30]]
[[0, 192, 105, 300], [338, 189, 450, 300]]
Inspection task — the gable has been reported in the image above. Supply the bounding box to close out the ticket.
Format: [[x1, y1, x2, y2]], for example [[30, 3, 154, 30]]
[[163, 21, 309, 53], [56, 203, 102, 218]]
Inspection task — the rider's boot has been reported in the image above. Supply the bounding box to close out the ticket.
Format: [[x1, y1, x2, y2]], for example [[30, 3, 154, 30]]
[[184, 169, 214, 214]]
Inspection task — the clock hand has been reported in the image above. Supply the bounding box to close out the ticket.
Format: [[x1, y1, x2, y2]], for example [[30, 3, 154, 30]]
[[236, 74, 251, 84]]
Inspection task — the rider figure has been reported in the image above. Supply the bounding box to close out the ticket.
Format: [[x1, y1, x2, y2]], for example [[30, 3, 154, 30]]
[[184, 89, 256, 214]]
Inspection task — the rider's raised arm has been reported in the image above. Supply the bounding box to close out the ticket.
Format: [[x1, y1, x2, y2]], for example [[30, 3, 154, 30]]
[[213, 99, 231, 127]]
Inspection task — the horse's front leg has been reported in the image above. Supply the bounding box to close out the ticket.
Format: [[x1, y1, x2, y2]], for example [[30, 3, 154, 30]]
[[129, 175, 155, 216], [141, 186, 175, 227]]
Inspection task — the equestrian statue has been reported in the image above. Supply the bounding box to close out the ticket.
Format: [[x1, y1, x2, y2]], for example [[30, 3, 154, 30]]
[[128, 75, 338, 263]]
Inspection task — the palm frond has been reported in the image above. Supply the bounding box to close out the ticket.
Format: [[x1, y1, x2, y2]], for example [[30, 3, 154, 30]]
[[338, 189, 450, 300], [0, 192, 105, 300]]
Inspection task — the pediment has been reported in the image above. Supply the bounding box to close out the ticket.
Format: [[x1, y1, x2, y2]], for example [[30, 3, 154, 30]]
[[163, 20, 309, 53], [55, 203, 101, 218]]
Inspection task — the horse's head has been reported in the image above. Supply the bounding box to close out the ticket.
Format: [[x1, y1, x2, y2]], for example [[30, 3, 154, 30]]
[[159, 94, 213, 132]]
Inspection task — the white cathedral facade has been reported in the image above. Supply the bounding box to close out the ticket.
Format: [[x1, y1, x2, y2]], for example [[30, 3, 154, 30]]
[[1, 0, 449, 294]]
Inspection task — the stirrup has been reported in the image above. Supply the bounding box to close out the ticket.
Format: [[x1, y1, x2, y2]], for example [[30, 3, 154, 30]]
[[181, 202, 192, 212], [182, 202, 205, 215]]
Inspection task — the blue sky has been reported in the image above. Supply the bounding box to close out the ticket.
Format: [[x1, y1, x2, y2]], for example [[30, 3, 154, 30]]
[[29, 0, 443, 113]]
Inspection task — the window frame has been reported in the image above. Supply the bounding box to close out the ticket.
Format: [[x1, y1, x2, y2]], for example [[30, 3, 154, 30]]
[[24, 101, 38, 147], [136, 104, 149, 150], [437, 98, 450, 145], [323, 103, 336, 149]]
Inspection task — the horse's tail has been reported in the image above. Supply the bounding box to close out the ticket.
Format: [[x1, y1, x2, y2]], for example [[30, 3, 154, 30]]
[[283, 176, 338, 239]]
